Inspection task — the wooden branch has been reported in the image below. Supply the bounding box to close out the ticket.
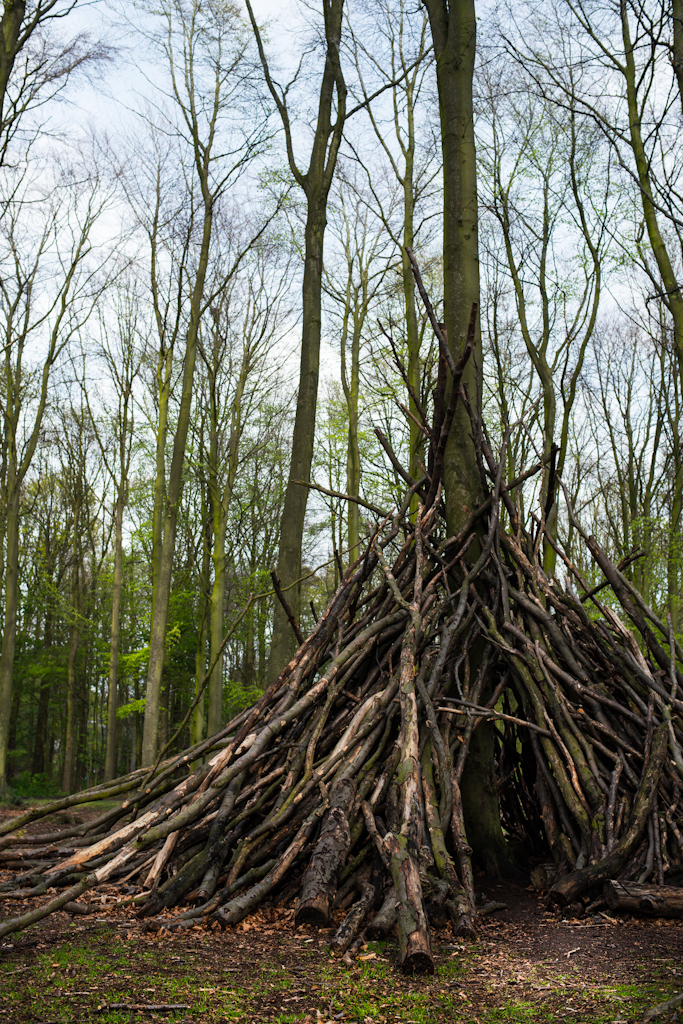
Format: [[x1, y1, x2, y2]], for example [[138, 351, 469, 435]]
[[374, 426, 418, 488], [270, 570, 304, 646], [293, 478, 389, 518]]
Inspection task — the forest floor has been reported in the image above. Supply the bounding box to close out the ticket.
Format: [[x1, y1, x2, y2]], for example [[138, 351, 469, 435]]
[[0, 806, 682, 1024]]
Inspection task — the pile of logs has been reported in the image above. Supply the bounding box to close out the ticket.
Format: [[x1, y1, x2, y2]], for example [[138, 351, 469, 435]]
[[1, 317, 682, 974]]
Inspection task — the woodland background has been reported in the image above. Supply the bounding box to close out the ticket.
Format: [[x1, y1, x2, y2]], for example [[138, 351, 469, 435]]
[[0, 0, 680, 798]]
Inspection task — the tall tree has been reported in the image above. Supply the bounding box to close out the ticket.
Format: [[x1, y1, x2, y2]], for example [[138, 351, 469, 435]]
[[246, 0, 347, 679], [58, 407, 89, 794], [200, 238, 291, 738], [423, 0, 482, 534], [135, 0, 272, 766], [80, 282, 147, 782], [349, 0, 436, 485], [0, 169, 110, 791], [423, 0, 513, 875]]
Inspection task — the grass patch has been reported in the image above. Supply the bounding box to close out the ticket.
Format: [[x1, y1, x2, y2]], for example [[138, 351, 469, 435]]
[[0, 928, 678, 1024]]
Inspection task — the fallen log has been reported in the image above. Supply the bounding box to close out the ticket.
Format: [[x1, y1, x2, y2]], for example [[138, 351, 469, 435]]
[[295, 778, 355, 927], [604, 880, 683, 917]]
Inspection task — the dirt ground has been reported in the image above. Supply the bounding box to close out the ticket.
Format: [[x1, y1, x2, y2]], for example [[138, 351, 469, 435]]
[[1, 807, 682, 1024]]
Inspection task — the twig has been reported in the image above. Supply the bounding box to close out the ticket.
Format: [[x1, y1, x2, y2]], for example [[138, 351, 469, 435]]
[[270, 571, 304, 646]]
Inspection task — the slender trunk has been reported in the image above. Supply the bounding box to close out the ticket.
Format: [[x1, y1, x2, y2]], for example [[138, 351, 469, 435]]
[[135, 674, 142, 771], [346, 319, 360, 560], [7, 681, 21, 778], [621, 1, 683, 630], [0, 426, 8, 599], [250, 0, 346, 681], [207, 355, 244, 737], [207, 524, 226, 737], [192, 524, 211, 747], [541, 383, 557, 577], [151, 365, 171, 616], [32, 608, 53, 776], [258, 602, 267, 687], [269, 210, 326, 676], [78, 648, 90, 788], [159, 672, 169, 752], [31, 678, 50, 777], [0, 484, 20, 792], [245, 607, 255, 687], [141, 204, 211, 767], [401, 105, 421, 486], [104, 496, 124, 782], [668, 457, 682, 633], [61, 618, 81, 794]]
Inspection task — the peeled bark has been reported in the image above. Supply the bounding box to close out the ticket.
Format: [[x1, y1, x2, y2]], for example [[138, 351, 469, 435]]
[[382, 522, 434, 974], [384, 833, 433, 974]]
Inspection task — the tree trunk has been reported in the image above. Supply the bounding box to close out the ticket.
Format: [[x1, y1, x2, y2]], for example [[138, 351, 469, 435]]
[[0, 488, 20, 791], [424, 0, 511, 874], [32, 605, 53, 778], [141, 205, 210, 766], [249, 0, 347, 681], [424, 0, 483, 537], [31, 677, 51, 778], [268, 209, 327, 676], [104, 496, 124, 782], [401, 107, 422, 487], [151, 352, 172, 619], [0, 1, 24, 123], [192, 528, 210, 748], [61, 620, 81, 794], [459, 716, 510, 877], [207, 525, 226, 739], [621, 2, 683, 630], [296, 778, 356, 926], [345, 319, 361, 561], [673, 0, 683, 117]]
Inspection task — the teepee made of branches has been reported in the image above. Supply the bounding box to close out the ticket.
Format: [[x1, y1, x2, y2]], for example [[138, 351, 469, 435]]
[[2, 306, 682, 975]]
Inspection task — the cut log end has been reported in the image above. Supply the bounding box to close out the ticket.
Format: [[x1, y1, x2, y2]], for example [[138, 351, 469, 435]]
[[401, 949, 435, 976], [294, 900, 330, 928]]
